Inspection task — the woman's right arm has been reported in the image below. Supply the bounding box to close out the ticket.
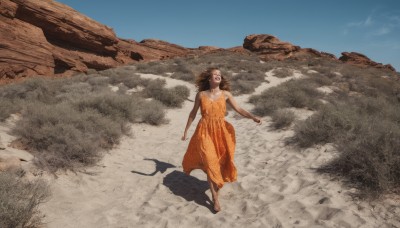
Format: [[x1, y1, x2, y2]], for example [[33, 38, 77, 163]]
[[181, 92, 201, 141]]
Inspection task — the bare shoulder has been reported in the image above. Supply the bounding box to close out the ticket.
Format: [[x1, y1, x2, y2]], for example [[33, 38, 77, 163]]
[[223, 90, 233, 98]]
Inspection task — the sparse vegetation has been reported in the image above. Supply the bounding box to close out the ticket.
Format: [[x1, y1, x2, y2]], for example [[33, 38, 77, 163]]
[[293, 95, 400, 195], [130, 52, 306, 95], [1, 51, 399, 200], [0, 170, 50, 228], [249, 78, 323, 116], [272, 68, 293, 78], [230, 70, 266, 95], [271, 109, 295, 129], [292, 63, 400, 196], [0, 70, 189, 171]]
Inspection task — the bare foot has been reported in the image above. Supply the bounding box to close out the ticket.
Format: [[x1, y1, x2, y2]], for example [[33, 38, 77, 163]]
[[213, 197, 221, 212]]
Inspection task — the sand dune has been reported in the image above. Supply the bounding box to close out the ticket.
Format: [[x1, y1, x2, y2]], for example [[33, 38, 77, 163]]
[[2, 71, 399, 227]]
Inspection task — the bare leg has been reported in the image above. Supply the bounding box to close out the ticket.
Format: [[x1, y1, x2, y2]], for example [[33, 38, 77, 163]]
[[207, 175, 221, 212]]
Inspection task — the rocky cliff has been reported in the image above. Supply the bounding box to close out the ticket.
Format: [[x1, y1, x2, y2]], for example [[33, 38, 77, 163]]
[[0, 0, 196, 82]]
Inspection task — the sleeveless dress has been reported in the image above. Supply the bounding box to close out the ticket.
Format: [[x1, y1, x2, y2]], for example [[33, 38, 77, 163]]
[[182, 91, 237, 189]]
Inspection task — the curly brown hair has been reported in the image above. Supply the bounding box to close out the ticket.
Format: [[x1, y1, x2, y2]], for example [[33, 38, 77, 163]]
[[195, 67, 231, 92]]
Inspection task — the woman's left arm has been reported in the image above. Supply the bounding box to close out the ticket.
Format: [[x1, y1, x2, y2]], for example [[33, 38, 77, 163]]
[[225, 91, 261, 123]]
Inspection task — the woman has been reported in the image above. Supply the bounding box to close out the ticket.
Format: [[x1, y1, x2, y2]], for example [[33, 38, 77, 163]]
[[181, 67, 261, 212]]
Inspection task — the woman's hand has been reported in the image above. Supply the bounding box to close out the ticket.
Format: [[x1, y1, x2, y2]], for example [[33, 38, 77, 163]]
[[181, 133, 188, 141], [252, 116, 262, 124]]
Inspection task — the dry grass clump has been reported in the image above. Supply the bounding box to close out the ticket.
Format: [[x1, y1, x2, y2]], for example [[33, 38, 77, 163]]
[[0, 99, 21, 121], [0, 170, 50, 228], [249, 79, 323, 116], [272, 68, 293, 78], [271, 109, 296, 129], [293, 102, 357, 147], [135, 61, 178, 75], [293, 95, 400, 195], [230, 70, 266, 95], [142, 79, 190, 107], [170, 70, 195, 82]]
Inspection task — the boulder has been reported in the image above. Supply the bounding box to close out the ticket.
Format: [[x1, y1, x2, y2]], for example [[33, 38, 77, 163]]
[[243, 34, 301, 60], [339, 52, 395, 72]]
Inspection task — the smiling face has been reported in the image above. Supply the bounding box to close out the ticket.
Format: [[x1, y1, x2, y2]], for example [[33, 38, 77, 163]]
[[209, 70, 222, 85]]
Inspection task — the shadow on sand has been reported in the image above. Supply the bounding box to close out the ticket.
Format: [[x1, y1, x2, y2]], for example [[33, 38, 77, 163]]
[[163, 170, 214, 212], [131, 158, 176, 176]]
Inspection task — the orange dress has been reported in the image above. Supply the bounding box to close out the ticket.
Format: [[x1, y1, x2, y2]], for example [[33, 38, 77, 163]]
[[182, 91, 237, 189]]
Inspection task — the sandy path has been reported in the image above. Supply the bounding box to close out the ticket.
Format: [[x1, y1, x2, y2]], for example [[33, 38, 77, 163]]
[[31, 71, 400, 227]]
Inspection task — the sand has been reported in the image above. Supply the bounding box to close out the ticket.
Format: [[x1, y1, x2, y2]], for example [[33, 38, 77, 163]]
[[2, 70, 399, 227]]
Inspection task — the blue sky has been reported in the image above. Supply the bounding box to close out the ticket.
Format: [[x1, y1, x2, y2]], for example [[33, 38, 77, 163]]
[[57, 0, 400, 71]]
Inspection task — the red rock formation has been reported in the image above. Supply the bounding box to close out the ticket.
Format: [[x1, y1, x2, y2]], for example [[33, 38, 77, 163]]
[[226, 46, 252, 55], [243, 34, 301, 60], [243, 34, 396, 72], [0, 0, 199, 82], [243, 34, 340, 62], [339, 52, 395, 72], [0, 13, 55, 80]]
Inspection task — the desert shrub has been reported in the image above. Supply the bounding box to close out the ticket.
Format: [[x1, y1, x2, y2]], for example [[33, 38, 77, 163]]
[[0, 99, 22, 121], [306, 73, 333, 86], [0, 170, 50, 228], [232, 70, 265, 81], [137, 100, 168, 125], [142, 78, 166, 98], [86, 76, 111, 87], [294, 95, 400, 194], [271, 109, 296, 129], [13, 91, 168, 171], [135, 61, 178, 75], [172, 85, 191, 98], [74, 93, 141, 124], [272, 68, 293, 78], [320, 119, 400, 195], [0, 78, 60, 104], [251, 98, 286, 116], [142, 79, 190, 107], [231, 80, 259, 95], [171, 71, 195, 82], [230, 71, 265, 95], [108, 73, 149, 89], [293, 103, 358, 147], [13, 103, 118, 170], [249, 78, 323, 116]]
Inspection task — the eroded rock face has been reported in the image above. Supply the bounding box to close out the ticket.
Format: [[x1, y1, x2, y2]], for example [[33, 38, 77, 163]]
[[339, 52, 395, 72], [243, 34, 396, 72], [243, 34, 341, 62], [243, 34, 301, 60], [0, 0, 198, 82], [0, 14, 55, 81]]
